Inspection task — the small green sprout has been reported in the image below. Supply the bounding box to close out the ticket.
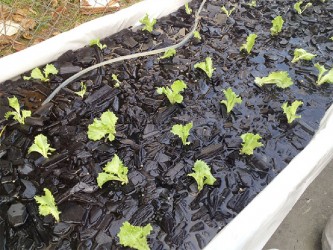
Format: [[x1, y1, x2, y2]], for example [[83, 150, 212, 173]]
[[291, 48, 317, 63], [28, 134, 56, 158], [221, 6, 236, 17], [97, 154, 128, 187], [23, 64, 58, 82], [294, 1, 312, 15], [74, 82, 87, 98], [117, 221, 153, 250], [314, 63, 333, 85], [34, 188, 61, 222], [89, 38, 107, 50], [5, 96, 31, 124], [171, 122, 193, 145], [248, 0, 256, 7], [254, 71, 293, 89], [193, 30, 201, 40], [159, 48, 176, 60], [330, 37, 333, 41], [220, 88, 242, 113], [240, 133, 263, 155], [194, 57, 215, 78], [140, 14, 156, 33], [185, 3, 192, 15], [271, 16, 284, 36], [112, 74, 121, 88], [240, 33, 257, 54], [87, 110, 118, 141], [156, 80, 187, 104], [188, 160, 216, 192], [281, 100, 303, 123]]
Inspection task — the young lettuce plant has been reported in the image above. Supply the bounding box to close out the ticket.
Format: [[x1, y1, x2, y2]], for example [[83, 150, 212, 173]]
[[194, 57, 215, 78], [291, 48, 316, 63], [34, 188, 61, 222], [193, 30, 201, 40], [171, 122, 193, 145], [221, 6, 236, 17], [240, 34, 257, 54], [314, 63, 333, 85], [270, 16, 284, 36], [185, 3, 192, 15], [140, 14, 156, 33], [28, 134, 56, 158], [5, 96, 31, 124], [74, 82, 87, 98], [240, 133, 263, 155], [87, 110, 118, 141], [117, 221, 153, 250], [112, 74, 121, 88], [281, 100, 303, 124], [97, 154, 128, 187], [254, 71, 293, 88], [248, 0, 256, 7], [156, 80, 187, 104], [89, 38, 107, 50], [188, 160, 216, 192], [294, 1, 312, 15], [220, 87, 242, 113], [23, 64, 58, 82], [159, 48, 176, 60]]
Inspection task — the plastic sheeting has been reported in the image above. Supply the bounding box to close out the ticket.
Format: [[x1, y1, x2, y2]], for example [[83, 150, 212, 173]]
[[0, 1, 332, 249]]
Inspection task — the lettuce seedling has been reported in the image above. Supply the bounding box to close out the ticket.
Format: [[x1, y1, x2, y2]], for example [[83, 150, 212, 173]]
[[140, 14, 156, 33], [156, 80, 187, 104], [185, 3, 192, 15], [118, 221, 153, 250], [97, 154, 128, 187], [193, 30, 201, 40], [112, 74, 121, 88], [248, 0, 256, 7], [171, 122, 193, 145], [159, 48, 176, 60], [89, 39, 107, 50], [291, 48, 317, 63], [28, 134, 56, 158], [221, 6, 236, 17], [281, 100, 303, 124], [188, 160, 216, 192], [270, 16, 284, 36], [34, 188, 60, 222], [254, 71, 293, 89], [240, 133, 263, 155], [23, 64, 58, 82], [220, 87, 242, 113], [314, 63, 333, 85], [5, 96, 31, 124], [74, 82, 87, 98], [240, 34, 257, 54], [294, 1, 312, 14], [194, 57, 215, 78], [87, 110, 118, 141]]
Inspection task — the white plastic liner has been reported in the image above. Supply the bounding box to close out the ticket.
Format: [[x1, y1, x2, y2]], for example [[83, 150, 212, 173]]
[[0, 1, 332, 249]]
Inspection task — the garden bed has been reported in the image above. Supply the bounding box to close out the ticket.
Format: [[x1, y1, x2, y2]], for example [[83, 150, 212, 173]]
[[0, 0, 332, 249]]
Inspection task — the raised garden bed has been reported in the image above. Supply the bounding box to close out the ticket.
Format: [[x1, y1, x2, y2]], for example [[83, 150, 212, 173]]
[[0, 0, 332, 249]]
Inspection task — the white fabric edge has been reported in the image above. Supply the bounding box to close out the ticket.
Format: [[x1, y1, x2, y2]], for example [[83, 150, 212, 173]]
[[0, 0, 189, 83], [205, 104, 333, 250]]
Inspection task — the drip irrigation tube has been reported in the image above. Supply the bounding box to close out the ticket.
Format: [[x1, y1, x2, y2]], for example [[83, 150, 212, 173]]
[[42, 0, 207, 105]]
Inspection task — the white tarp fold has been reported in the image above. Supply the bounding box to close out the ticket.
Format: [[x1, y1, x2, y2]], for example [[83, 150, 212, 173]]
[[0, 1, 332, 249]]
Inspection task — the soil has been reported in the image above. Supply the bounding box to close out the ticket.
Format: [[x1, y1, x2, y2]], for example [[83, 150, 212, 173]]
[[0, 0, 332, 249]]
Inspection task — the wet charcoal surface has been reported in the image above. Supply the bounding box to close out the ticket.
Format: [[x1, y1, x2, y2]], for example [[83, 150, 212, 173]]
[[0, 0, 333, 249]]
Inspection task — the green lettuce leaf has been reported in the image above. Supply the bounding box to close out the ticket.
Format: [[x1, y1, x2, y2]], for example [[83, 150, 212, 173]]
[[28, 134, 56, 158], [159, 48, 176, 60], [34, 188, 60, 222], [87, 110, 118, 141], [254, 71, 293, 88], [74, 82, 87, 98], [294, 1, 312, 14], [140, 14, 156, 33], [220, 87, 242, 113], [118, 221, 153, 250], [188, 160, 216, 191], [5, 96, 31, 124], [156, 80, 187, 104], [271, 16, 284, 36], [185, 3, 192, 15], [89, 38, 107, 50], [194, 57, 215, 78], [240, 133, 263, 155], [193, 30, 201, 40], [314, 63, 333, 85], [23, 64, 58, 82], [171, 122, 193, 145], [291, 48, 316, 63], [281, 100, 303, 123], [240, 33, 257, 54], [221, 6, 236, 17]]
